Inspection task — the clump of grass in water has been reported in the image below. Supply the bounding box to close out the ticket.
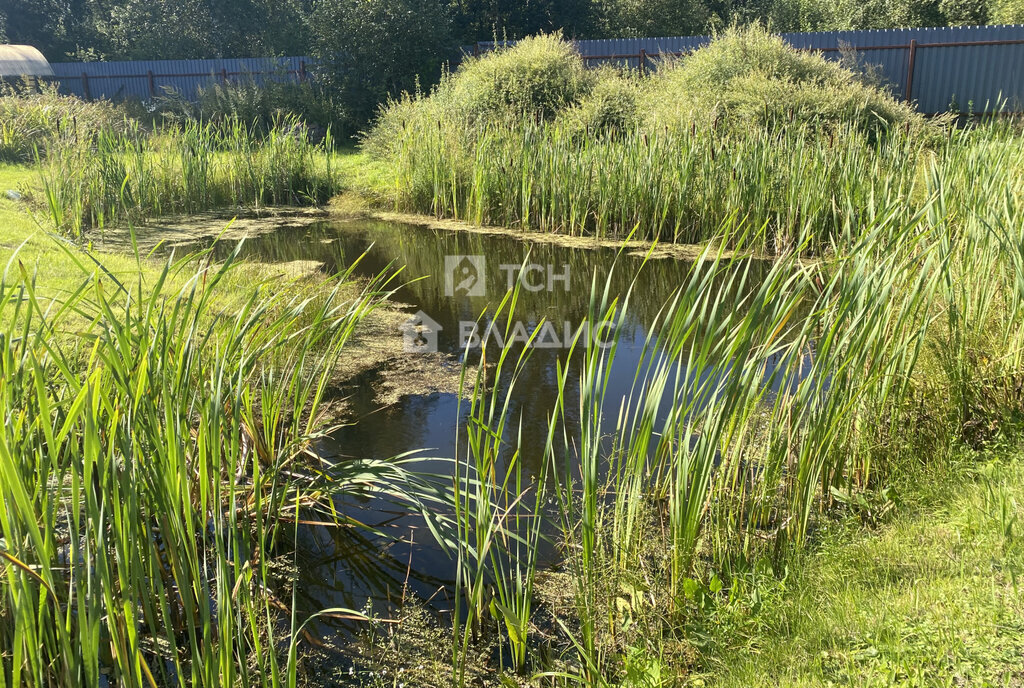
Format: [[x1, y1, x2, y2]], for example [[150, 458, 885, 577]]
[[0, 234, 447, 687]]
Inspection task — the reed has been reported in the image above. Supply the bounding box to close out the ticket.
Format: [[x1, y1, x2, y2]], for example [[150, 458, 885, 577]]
[[364, 28, 948, 254], [440, 164, 1024, 683], [37, 115, 338, 237], [0, 236, 445, 687], [374, 110, 954, 252]]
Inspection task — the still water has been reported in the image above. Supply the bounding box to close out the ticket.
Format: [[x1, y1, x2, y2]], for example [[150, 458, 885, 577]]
[[157, 217, 782, 628]]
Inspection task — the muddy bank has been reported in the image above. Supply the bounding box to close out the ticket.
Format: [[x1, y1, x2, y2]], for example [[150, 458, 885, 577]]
[[331, 301, 469, 413]]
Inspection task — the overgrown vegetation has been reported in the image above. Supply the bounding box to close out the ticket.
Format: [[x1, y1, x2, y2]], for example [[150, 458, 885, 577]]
[[351, 126, 1024, 684], [325, 27, 1024, 687], [160, 78, 347, 139], [0, 85, 127, 162], [8, 0, 1017, 137], [1, 18, 1023, 688], [0, 235, 450, 687], [364, 29, 948, 251], [2, 84, 341, 237], [646, 27, 925, 137], [37, 115, 338, 236]]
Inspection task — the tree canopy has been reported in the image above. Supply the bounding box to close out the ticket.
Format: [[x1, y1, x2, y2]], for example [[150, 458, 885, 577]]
[[1, 0, 1014, 131]]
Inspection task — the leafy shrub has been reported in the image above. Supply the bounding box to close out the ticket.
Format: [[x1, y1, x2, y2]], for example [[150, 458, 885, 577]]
[[556, 66, 641, 137], [146, 77, 347, 141], [450, 33, 594, 123], [364, 34, 598, 159], [991, 0, 1024, 21], [645, 25, 925, 140], [0, 84, 128, 161], [361, 77, 462, 159]]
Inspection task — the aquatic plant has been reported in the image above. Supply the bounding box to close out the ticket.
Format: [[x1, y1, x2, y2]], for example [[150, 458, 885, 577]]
[[363, 28, 944, 252], [437, 165, 1024, 683], [0, 236, 445, 687]]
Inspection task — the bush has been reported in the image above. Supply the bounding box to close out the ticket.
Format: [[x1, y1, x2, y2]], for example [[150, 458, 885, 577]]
[[361, 77, 462, 159], [363, 34, 595, 158], [450, 33, 594, 123], [991, 0, 1024, 21], [140, 78, 346, 141], [645, 25, 925, 140], [0, 84, 128, 161], [556, 66, 641, 137], [194, 78, 346, 140]]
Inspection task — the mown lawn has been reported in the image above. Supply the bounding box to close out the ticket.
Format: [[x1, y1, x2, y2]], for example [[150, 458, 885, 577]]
[[709, 453, 1024, 688], [0, 163, 154, 294]]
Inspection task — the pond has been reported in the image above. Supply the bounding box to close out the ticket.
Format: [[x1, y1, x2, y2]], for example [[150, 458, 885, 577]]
[[155, 216, 793, 634]]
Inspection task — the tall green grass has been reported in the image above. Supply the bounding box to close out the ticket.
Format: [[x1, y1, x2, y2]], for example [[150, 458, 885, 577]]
[[0, 84, 128, 163], [383, 114, 937, 250], [38, 116, 338, 237], [0, 237, 443, 687], [438, 150, 1024, 684]]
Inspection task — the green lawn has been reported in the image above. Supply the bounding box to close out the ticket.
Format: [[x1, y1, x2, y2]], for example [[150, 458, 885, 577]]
[[710, 454, 1024, 688], [0, 163, 153, 294]]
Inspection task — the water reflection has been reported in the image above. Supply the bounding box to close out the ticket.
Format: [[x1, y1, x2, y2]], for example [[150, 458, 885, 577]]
[[148, 218, 791, 630]]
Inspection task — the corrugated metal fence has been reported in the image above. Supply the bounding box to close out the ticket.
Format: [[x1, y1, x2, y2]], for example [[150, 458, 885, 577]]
[[49, 56, 311, 103], [46, 24, 1024, 114], [475, 24, 1024, 114]]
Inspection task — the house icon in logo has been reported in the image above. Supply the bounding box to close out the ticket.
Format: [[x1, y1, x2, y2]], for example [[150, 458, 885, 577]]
[[400, 310, 443, 353], [444, 255, 486, 297]]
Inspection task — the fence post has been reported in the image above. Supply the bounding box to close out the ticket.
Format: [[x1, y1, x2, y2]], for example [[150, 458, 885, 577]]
[[221, 67, 228, 84], [299, 60, 307, 83], [147, 70, 156, 97], [81, 72, 91, 101], [904, 39, 918, 102], [639, 48, 646, 75]]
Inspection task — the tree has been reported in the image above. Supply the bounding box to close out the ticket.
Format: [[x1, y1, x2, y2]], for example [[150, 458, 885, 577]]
[[309, 0, 454, 130], [451, 0, 597, 42], [596, 0, 711, 37], [98, 0, 217, 59], [991, 0, 1024, 20], [939, 0, 990, 22], [207, 0, 312, 57], [1, 0, 96, 59]]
